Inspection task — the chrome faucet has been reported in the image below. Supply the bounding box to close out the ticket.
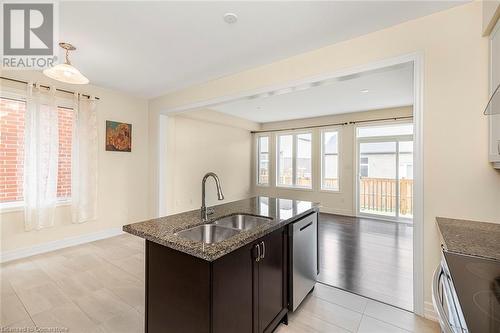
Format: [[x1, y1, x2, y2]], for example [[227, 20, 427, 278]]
[[201, 172, 224, 221]]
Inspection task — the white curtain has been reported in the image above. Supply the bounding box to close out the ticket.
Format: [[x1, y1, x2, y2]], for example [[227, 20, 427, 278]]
[[71, 94, 98, 223], [24, 83, 59, 230]]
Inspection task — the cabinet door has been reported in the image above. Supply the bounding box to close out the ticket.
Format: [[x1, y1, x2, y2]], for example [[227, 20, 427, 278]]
[[212, 243, 254, 333], [258, 229, 285, 333]]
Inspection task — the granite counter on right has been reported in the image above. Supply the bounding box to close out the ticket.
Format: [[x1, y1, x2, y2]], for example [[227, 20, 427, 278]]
[[436, 216, 500, 261]]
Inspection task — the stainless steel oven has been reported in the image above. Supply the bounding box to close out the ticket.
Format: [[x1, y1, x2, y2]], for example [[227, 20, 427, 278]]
[[433, 257, 469, 333], [433, 249, 500, 333]]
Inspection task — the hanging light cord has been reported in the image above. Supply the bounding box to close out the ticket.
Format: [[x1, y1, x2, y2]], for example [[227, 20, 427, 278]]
[[65, 48, 71, 65]]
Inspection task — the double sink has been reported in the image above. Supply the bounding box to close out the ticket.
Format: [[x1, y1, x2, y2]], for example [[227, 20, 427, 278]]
[[175, 214, 272, 244]]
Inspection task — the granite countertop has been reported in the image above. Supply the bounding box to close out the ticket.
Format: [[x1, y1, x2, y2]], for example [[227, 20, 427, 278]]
[[436, 217, 500, 261], [123, 196, 319, 262]]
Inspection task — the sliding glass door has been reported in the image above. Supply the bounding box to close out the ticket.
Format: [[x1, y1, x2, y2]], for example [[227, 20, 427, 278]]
[[357, 124, 414, 221], [359, 141, 397, 218]]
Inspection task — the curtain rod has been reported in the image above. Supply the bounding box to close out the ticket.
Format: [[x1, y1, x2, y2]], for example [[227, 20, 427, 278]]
[[250, 115, 413, 134], [1, 76, 100, 100]]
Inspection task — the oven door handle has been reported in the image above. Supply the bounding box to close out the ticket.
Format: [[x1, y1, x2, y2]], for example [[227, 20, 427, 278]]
[[432, 266, 455, 333]]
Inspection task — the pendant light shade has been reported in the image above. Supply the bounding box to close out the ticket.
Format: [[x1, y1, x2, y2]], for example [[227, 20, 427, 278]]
[[43, 42, 89, 85]]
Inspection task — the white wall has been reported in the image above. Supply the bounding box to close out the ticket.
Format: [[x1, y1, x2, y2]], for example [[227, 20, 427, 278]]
[[253, 107, 413, 216], [149, 1, 500, 312], [0, 70, 150, 253], [161, 110, 255, 215]]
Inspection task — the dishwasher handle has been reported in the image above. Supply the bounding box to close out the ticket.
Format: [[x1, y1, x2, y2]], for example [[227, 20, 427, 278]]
[[299, 222, 313, 231]]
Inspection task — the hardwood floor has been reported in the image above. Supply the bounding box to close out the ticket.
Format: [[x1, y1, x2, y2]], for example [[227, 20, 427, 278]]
[[0, 232, 433, 332], [317, 213, 413, 311]]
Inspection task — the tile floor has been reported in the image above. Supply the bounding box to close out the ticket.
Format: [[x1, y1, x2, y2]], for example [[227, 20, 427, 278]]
[[1, 233, 439, 333]]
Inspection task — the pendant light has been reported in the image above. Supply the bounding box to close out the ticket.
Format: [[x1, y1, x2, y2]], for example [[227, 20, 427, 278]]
[[43, 42, 89, 84]]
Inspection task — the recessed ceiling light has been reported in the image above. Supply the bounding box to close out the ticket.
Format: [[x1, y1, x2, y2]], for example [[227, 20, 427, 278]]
[[361, 89, 369, 93], [223, 13, 238, 24]]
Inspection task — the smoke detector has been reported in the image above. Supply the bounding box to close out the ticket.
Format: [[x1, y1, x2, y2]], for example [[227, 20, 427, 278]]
[[223, 13, 238, 24]]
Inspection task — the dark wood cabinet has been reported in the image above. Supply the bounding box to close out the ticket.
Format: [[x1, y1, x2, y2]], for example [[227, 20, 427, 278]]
[[146, 241, 211, 333], [212, 241, 254, 333], [213, 227, 287, 333], [146, 227, 287, 333], [256, 229, 287, 333]]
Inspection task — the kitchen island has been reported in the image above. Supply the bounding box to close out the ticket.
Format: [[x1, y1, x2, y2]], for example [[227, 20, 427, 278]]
[[124, 196, 319, 333]]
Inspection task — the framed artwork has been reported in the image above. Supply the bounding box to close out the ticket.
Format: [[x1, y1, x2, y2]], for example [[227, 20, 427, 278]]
[[106, 120, 132, 152]]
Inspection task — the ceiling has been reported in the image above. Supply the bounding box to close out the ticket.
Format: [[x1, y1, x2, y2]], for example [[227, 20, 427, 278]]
[[210, 63, 414, 123], [59, 1, 465, 98]]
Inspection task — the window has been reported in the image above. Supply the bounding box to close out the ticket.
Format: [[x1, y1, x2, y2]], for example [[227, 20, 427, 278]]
[[357, 123, 413, 138], [296, 133, 312, 187], [0, 97, 73, 204], [277, 132, 312, 188], [277, 135, 293, 186], [57, 107, 73, 199], [257, 136, 269, 185], [360, 157, 369, 177], [0, 98, 25, 203], [321, 130, 339, 191]]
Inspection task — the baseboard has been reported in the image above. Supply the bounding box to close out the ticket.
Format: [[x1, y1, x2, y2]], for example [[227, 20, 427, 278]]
[[0, 227, 124, 263], [319, 206, 355, 217], [424, 301, 438, 322]]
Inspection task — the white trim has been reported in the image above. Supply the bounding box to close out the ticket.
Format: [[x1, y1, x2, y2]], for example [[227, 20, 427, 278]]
[[319, 206, 355, 217], [0, 201, 24, 212], [0, 90, 27, 102], [424, 301, 438, 322], [357, 134, 414, 143], [158, 52, 425, 315], [158, 114, 168, 217], [1, 200, 71, 213], [275, 185, 314, 192], [256, 134, 271, 186], [0, 227, 124, 263], [358, 212, 413, 224], [412, 53, 425, 316]]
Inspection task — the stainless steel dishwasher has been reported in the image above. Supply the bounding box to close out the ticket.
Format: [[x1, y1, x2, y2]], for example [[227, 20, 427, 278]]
[[289, 212, 318, 311]]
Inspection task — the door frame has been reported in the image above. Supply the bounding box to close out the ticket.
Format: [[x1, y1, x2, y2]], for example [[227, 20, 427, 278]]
[[355, 132, 414, 223], [155, 52, 425, 316]]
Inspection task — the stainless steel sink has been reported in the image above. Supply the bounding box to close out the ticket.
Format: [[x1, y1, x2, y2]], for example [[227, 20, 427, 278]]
[[214, 214, 272, 231], [175, 224, 240, 244]]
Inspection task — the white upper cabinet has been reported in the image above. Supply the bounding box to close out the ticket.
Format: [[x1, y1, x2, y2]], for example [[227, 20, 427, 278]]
[[489, 20, 500, 167]]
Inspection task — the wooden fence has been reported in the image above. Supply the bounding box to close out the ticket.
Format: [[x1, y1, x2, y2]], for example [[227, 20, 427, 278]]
[[359, 177, 413, 216]]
